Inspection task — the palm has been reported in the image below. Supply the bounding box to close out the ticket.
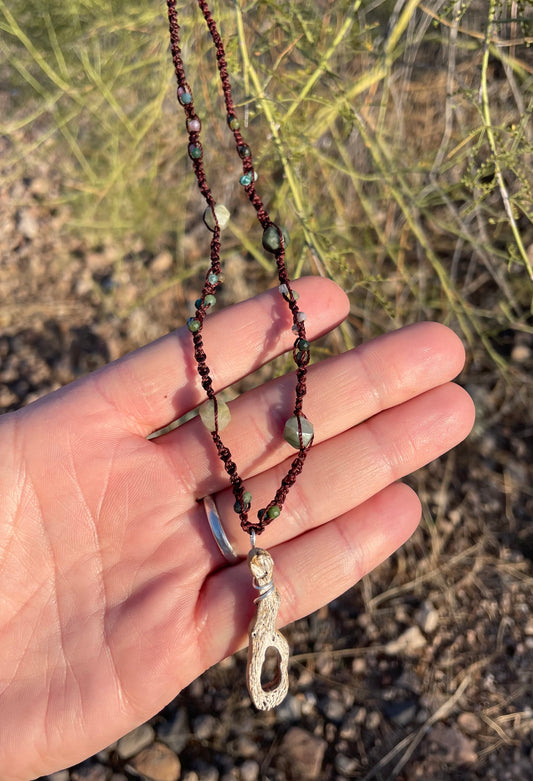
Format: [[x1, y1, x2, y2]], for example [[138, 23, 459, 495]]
[[0, 279, 474, 780]]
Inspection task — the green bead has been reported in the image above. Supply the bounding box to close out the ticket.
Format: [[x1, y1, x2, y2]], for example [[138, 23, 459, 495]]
[[186, 317, 200, 333], [199, 398, 231, 432], [188, 143, 202, 159], [204, 294, 216, 307], [262, 225, 290, 253], [227, 115, 240, 131], [234, 490, 252, 514], [283, 415, 314, 449], [296, 338, 310, 350], [267, 505, 281, 519]]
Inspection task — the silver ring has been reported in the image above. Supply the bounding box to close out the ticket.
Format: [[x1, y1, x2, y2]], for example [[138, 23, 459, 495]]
[[203, 495, 239, 563]]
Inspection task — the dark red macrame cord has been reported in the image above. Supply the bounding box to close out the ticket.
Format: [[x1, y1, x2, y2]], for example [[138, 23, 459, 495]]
[[167, 0, 312, 535]]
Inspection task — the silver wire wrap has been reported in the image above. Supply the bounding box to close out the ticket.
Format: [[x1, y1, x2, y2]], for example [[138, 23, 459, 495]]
[[203, 495, 239, 563]]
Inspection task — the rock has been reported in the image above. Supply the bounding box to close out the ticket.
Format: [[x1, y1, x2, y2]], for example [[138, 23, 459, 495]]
[[17, 208, 38, 239], [276, 693, 303, 722], [334, 753, 359, 775], [71, 763, 109, 781], [415, 600, 439, 634], [193, 713, 218, 740], [385, 625, 427, 655], [365, 711, 381, 730], [458, 712, 483, 735], [429, 723, 477, 764], [128, 742, 181, 781], [117, 723, 155, 759], [233, 735, 257, 758], [239, 759, 259, 781], [150, 250, 174, 273], [280, 727, 327, 780], [157, 707, 189, 754], [321, 694, 346, 723], [383, 699, 418, 727]]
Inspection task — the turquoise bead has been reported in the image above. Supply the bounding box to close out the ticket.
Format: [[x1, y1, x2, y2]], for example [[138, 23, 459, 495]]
[[239, 172, 253, 186], [208, 272, 219, 285], [283, 415, 314, 449], [188, 143, 202, 159]]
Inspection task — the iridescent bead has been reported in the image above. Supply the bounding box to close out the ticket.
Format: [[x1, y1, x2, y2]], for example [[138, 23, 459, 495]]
[[188, 143, 202, 159], [186, 317, 201, 333], [198, 398, 231, 432], [283, 415, 314, 449], [203, 204, 230, 231], [187, 117, 201, 132], [262, 225, 290, 253]]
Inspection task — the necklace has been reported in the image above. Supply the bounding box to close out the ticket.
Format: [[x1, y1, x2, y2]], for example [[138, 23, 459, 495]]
[[166, 0, 314, 710]]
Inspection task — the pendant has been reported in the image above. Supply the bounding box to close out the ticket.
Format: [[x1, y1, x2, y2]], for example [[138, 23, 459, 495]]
[[246, 546, 289, 710]]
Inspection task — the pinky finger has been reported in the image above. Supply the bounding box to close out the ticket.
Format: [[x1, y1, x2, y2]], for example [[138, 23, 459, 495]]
[[194, 481, 421, 666]]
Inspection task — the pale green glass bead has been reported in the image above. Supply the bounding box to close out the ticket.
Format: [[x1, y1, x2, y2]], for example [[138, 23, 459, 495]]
[[199, 398, 231, 432], [203, 204, 231, 232], [283, 415, 314, 449]]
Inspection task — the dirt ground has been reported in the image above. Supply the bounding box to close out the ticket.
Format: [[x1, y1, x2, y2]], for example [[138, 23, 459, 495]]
[[1, 135, 533, 781]]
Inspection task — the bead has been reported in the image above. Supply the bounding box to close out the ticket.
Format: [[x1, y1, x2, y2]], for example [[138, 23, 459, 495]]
[[204, 294, 216, 307], [262, 225, 290, 253], [279, 283, 288, 296], [194, 298, 202, 309], [238, 144, 251, 158], [178, 87, 192, 105], [283, 415, 314, 449], [234, 490, 252, 514], [203, 204, 230, 231], [187, 117, 201, 132], [186, 317, 201, 333], [199, 398, 231, 432], [267, 505, 281, 519], [296, 338, 310, 350], [296, 312, 306, 322], [279, 284, 299, 302], [227, 115, 240, 131], [239, 172, 253, 186], [295, 351, 308, 366], [208, 272, 219, 285], [188, 143, 202, 159]]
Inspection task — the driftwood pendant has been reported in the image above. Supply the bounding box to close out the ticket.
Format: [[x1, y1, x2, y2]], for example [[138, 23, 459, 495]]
[[246, 547, 289, 710]]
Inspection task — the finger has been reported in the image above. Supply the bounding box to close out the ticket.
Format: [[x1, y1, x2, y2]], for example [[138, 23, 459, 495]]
[[213, 381, 475, 554], [190, 381, 473, 566], [78, 277, 349, 434], [156, 321, 467, 501], [193, 481, 421, 667]]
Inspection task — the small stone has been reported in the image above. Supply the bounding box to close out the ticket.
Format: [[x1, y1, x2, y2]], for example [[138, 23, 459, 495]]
[[239, 760, 259, 781], [150, 251, 173, 273], [365, 711, 381, 730], [383, 699, 418, 726], [458, 712, 483, 735], [117, 723, 155, 759], [429, 723, 477, 764], [193, 713, 218, 741], [17, 208, 38, 239], [283, 415, 314, 449], [203, 204, 231, 231], [280, 727, 327, 780], [322, 695, 345, 723], [71, 764, 109, 781], [415, 600, 439, 634], [385, 625, 427, 655], [512, 343, 530, 362], [334, 754, 359, 776], [262, 224, 290, 253], [129, 742, 181, 781], [199, 398, 231, 432]]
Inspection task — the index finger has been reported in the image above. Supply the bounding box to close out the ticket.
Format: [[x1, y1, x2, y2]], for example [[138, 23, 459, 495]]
[[87, 276, 349, 434]]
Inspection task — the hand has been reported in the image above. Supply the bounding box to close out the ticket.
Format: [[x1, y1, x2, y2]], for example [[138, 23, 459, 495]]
[[0, 277, 474, 779]]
